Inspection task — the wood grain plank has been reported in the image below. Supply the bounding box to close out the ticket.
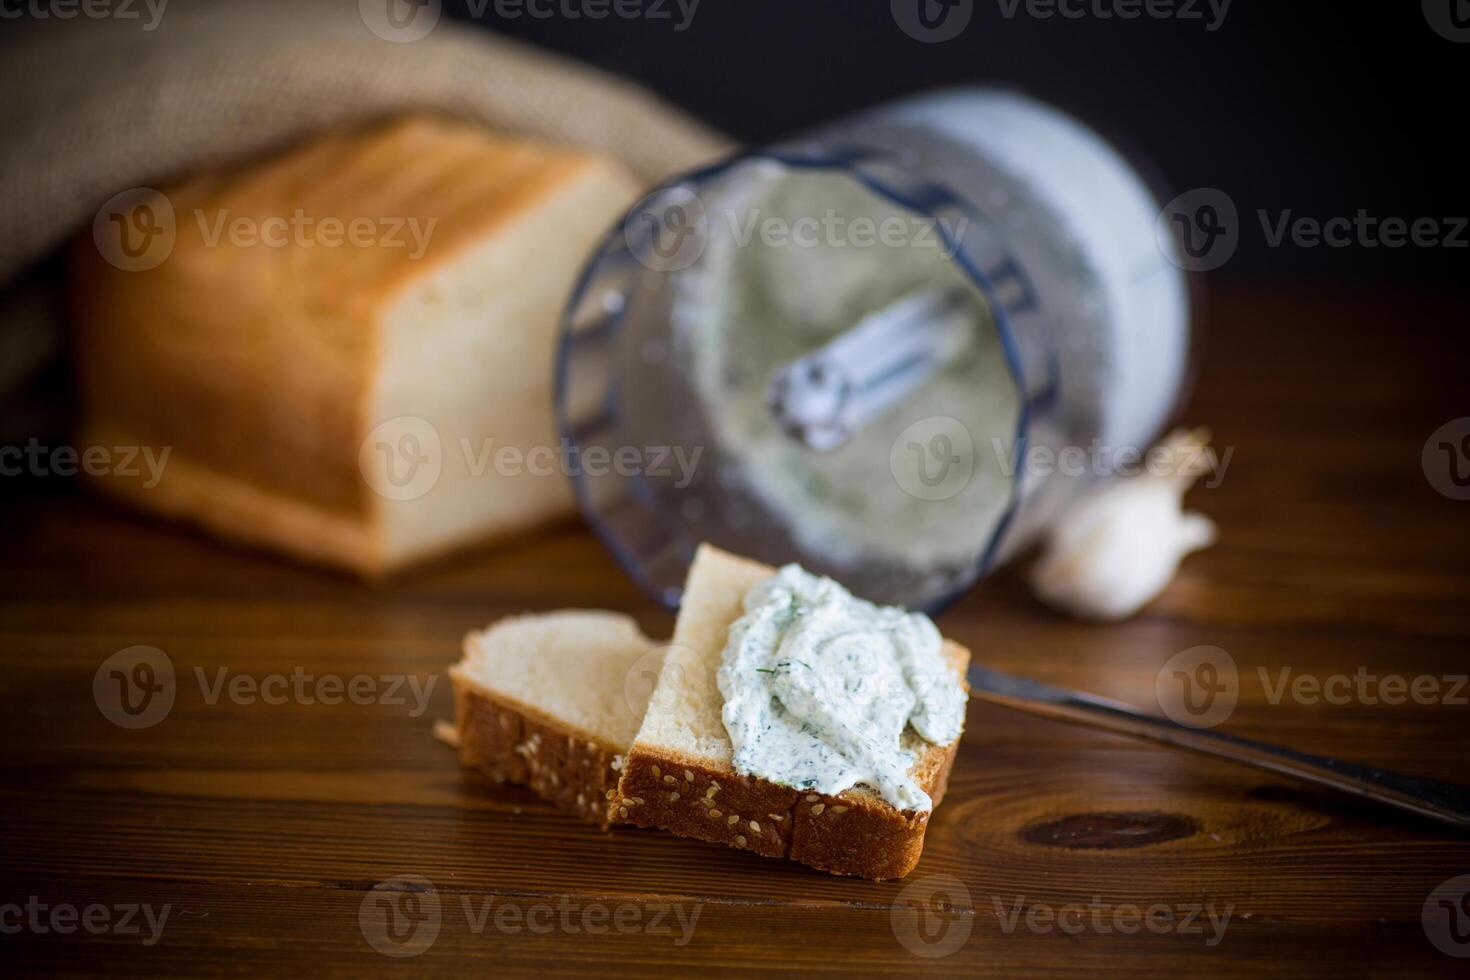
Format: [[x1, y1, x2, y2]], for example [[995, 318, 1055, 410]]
[[3, 284, 1469, 975]]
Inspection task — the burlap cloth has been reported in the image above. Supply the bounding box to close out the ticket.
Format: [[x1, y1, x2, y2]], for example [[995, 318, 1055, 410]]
[[0, 0, 732, 416]]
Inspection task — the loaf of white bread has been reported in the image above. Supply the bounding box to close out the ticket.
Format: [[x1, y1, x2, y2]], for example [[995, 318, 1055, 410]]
[[70, 118, 639, 576], [445, 545, 970, 879]]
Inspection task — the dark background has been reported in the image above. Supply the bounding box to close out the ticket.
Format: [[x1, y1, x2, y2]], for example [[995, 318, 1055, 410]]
[[451, 0, 1467, 284]]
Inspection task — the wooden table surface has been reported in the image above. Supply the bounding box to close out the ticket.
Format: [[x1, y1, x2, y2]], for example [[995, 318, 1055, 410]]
[[3, 283, 1468, 976]]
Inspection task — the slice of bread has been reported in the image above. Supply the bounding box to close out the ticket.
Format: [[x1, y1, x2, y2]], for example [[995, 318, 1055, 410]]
[[71, 117, 640, 577], [617, 545, 970, 879], [447, 611, 663, 829]]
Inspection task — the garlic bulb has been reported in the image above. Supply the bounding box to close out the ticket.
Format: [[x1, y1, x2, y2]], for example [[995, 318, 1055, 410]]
[[1030, 428, 1217, 621]]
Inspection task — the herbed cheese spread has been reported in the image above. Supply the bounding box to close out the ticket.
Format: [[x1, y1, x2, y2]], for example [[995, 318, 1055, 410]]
[[716, 564, 966, 811]]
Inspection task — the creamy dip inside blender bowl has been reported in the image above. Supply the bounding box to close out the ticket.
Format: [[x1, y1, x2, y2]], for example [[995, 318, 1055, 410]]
[[676, 163, 1021, 581], [558, 154, 1026, 610]]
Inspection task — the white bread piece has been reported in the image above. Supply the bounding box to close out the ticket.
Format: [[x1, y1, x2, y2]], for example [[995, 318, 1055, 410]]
[[70, 117, 640, 577], [619, 545, 970, 879], [448, 611, 664, 829]]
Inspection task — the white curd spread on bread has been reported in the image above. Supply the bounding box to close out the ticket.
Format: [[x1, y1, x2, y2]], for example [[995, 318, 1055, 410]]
[[716, 565, 966, 811]]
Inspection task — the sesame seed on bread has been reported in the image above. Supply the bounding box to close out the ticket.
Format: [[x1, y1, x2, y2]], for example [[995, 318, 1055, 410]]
[[447, 611, 662, 829]]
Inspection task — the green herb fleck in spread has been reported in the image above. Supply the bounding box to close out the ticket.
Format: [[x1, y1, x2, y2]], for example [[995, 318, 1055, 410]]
[[716, 564, 966, 811]]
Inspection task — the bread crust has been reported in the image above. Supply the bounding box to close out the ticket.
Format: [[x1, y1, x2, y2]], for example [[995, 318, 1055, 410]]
[[618, 546, 970, 880], [450, 666, 627, 830], [81, 418, 566, 579]]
